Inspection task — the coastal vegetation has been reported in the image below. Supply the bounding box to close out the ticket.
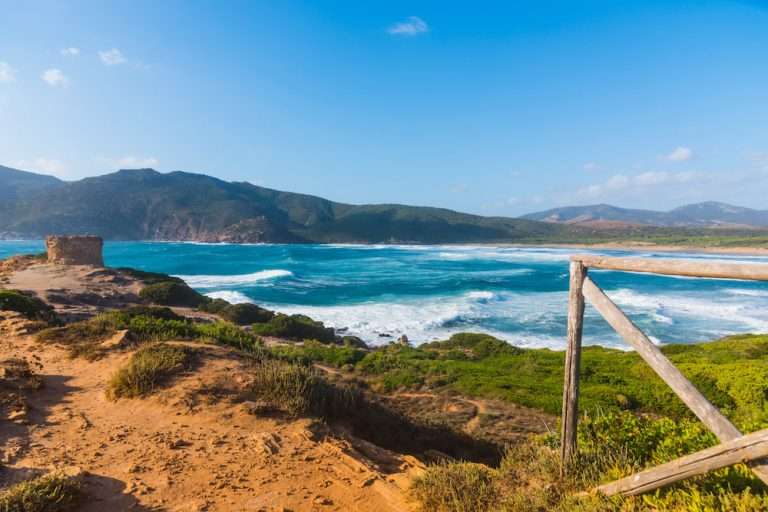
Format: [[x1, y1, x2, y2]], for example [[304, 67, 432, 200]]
[[108, 343, 195, 399], [0, 470, 81, 512], [0, 289, 57, 322]]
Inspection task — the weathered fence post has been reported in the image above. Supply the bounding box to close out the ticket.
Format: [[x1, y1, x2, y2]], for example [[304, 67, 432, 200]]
[[560, 260, 586, 474]]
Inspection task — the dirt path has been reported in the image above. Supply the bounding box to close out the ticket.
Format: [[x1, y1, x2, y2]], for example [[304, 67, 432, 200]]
[[0, 328, 420, 511]]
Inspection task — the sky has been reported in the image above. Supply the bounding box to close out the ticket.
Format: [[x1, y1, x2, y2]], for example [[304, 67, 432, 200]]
[[1, 0, 768, 216]]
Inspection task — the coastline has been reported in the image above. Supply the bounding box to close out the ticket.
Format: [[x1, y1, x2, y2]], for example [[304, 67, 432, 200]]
[[479, 242, 768, 257]]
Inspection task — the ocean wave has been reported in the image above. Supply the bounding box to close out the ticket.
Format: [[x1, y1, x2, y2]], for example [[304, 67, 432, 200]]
[[609, 288, 768, 334], [205, 291, 255, 304], [176, 269, 293, 287]]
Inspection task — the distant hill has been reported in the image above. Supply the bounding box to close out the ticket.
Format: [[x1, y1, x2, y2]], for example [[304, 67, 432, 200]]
[[522, 202, 768, 228], [0, 165, 64, 201], [0, 167, 574, 243]]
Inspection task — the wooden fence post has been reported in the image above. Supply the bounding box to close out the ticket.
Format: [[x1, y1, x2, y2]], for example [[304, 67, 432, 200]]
[[560, 260, 586, 474]]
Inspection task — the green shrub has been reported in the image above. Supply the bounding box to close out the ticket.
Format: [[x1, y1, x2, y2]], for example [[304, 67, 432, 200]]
[[411, 462, 500, 512], [0, 289, 57, 322], [270, 340, 366, 367], [250, 313, 335, 342], [210, 303, 274, 325], [117, 268, 185, 285], [107, 343, 194, 399], [0, 471, 81, 512], [139, 281, 207, 307], [422, 332, 521, 358]]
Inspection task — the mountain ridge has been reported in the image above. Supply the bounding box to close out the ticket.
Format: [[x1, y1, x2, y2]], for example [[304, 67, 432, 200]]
[[0, 167, 571, 243], [522, 202, 768, 228]]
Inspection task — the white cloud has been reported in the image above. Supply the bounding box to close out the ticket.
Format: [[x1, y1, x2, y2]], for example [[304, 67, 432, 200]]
[[0, 62, 16, 83], [14, 158, 68, 177], [99, 48, 126, 66], [579, 170, 698, 198], [583, 162, 599, 171], [665, 146, 693, 162], [113, 156, 159, 169], [60, 47, 80, 57], [41, 68, 68, 87], [388, 16, 429, 36]]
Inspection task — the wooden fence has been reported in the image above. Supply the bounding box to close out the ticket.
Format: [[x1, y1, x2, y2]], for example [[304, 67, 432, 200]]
[[560, 255, 768, 496]]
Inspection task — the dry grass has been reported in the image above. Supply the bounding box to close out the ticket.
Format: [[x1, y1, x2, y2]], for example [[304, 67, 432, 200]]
[[0, 471, 81, 512], [107, 343, 194, 399]]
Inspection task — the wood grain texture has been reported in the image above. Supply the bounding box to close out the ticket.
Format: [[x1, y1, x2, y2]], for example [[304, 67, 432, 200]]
[[573, 255, 768, 281], [560, 260, 586, 473]]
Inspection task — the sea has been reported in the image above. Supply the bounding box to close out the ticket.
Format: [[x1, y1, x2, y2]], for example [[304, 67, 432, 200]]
[[3, 241, 768, 350]]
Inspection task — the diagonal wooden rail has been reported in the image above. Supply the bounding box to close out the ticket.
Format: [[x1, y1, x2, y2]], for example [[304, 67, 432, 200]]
[[560, 254, 768, 492]]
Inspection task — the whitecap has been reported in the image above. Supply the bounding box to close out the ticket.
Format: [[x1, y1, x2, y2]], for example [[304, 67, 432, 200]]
[[176, 269, 293, 287], [205, 291, 255, 304]]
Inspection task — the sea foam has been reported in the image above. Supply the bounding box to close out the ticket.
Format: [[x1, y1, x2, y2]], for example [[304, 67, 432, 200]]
[[175, 269, 293, 287]]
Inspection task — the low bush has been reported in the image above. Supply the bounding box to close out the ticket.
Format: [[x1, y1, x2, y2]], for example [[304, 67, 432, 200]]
[[200, 302, 275, 325], [117, 268, 185, 285], [410, 462, 500, 512], [0, 289, 57, 322], [37, 307, 264, 358], [250, 313, 335, 343], [0, 471, 81, 512], [139, 281, 207, 307], [107, 343, 194, 399], [270, 340, 366, 367], [411, 410, 768, 512]]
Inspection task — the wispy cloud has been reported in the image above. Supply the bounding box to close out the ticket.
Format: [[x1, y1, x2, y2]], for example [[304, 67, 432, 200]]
[[14, 158, 68, 177], [99, 48, 126, 66], [582, 162, 600, 172], [41, 68, 68, 87], [578, 170, 699, 198], [664, 146, 693, 162], [0, 62, 16, 83], [388, 16, 429, 36], [60, 47, 80, 57]]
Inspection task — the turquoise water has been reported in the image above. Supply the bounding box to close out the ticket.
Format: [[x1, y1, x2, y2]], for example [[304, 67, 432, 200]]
[[3, 241, 768, 348]]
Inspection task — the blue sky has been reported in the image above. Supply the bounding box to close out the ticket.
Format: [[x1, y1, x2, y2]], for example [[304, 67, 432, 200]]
[[1, 1, 767, 215]]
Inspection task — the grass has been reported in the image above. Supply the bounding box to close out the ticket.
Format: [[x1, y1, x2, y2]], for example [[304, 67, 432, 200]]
[[411, 410, 768, 512], [107, 343, 194, 399], [347, 332, 768, 429], [0, 471, 81, 512], [0, 289, 57, 323], [36, 306, 264, 359]]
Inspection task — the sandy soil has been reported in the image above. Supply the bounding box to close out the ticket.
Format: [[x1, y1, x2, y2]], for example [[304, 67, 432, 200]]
[[0, 315, 422, 511]]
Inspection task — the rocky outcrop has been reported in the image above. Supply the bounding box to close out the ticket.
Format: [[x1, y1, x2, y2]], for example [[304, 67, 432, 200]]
[[45, 235, 104, 266]]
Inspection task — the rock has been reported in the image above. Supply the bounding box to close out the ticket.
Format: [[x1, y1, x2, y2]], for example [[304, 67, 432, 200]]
[[397, 334, 410, 346], [313, 495, 333, 506], [7, 409, 26, 422], [45, 235, 104, 266], [101, 329, 130, 349]]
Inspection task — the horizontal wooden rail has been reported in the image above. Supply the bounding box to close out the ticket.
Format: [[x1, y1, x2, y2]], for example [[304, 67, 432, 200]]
[[573, 255, 768, 281], [597, 428, 768, 496]]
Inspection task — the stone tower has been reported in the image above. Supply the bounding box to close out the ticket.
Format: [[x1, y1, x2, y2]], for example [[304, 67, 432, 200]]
[[45, 235, 104, 266]]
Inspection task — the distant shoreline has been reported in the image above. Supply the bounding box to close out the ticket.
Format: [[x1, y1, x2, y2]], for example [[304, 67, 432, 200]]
[[508, 242, 768, 257], [3, 238, 768, 257]]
